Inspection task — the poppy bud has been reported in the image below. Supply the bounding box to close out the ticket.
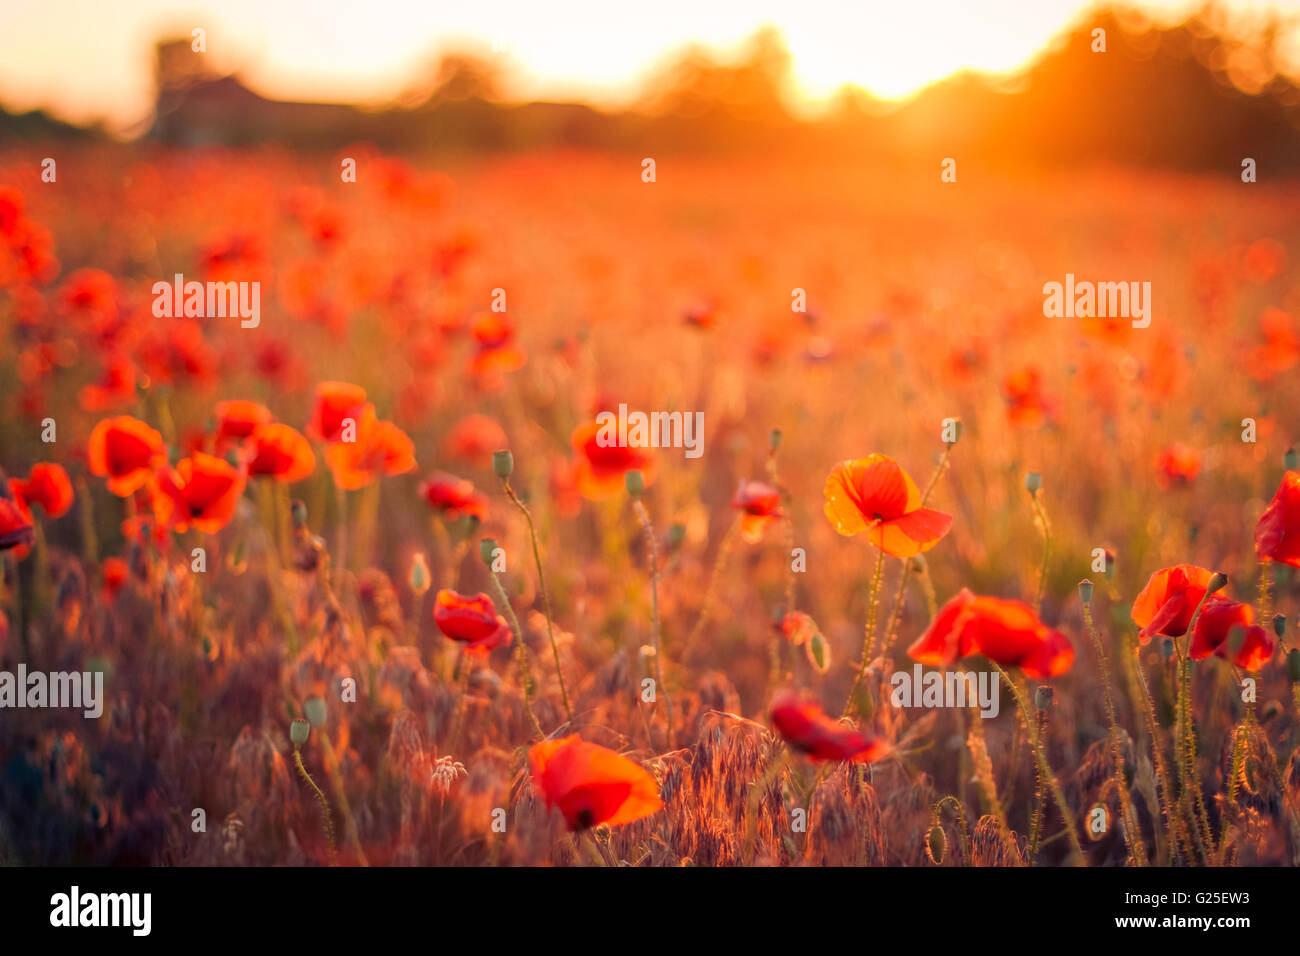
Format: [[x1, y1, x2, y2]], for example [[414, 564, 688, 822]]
[[290, 718, 310, 746], [1273, 613, 1286, 638], [409, 553, 430, 596], [479, 537, 498, 565], [492, 450, 514, 478], [625, 470, 644, 497], [1207, 571, 1228, 594], [290, 499, 308, 528], [1104, 550, 1116, 580], [668, 523, 686, 547], [1078, 579, 1093, 605], [806, 631, 830, 673], [1287, 649, 1300, 683], [1034, 685, 1053, 711], [926, 823, 946, 864], [1286, 447, 1298, 471], [769, 429, 782, 451], [1025, 472, 1042, 493], [305, 696, 327, 727]]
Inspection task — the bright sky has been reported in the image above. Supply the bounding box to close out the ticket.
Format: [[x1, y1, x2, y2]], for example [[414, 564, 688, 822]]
[[0, 0, 1296, 133]]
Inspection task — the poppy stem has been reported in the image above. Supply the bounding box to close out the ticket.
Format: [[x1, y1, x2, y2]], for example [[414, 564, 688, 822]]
[[1257, 557, 1271, 624], [632, 497, 672, 744], [502, 478, 573, 725], [1029, 490, 1051, 615], [843, 547, 885, 718], [1177, 581, 1224, 863], [1132, 640, 1192, 864], [486, 566, 545, 740], [293, 745, 338, 866], [75, 475, 98, 566], [1082, 601, 1147, 865], [686, 515, 740, 655], [992, 662, 1084, 863], [318, 731, 369, 866]]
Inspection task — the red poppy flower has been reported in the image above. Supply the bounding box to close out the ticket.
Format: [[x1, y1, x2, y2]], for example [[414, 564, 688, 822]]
[[1156, 444, 1201, 488], [570, 420, 656, 500], [528, 734, 663, 831], [87, 415, 166, 497], [246, 423, 316, 483], [823, 454, 952, 558], [10, 463, 73, 518], [214, 400, 273, 450], [154, 452, 247, 534], [420, 472, 488, 522], [732, 480, 783, 542], [307, 381, 367, 442], [78, 357, 137, 411], [441, 414, 508, 467], [769, 692, 889, 763], [0, 498, 35, 553], [101, 557, 129, 603], [778, 610, 816, 646], [1256, 470, 1300, 567], [432, 589, 511, 655], [1189, 598, 1273, 669], [1130, 565, 1215, 643], [325, 407, 417, 490], [1002, 367, 1058, 428], [907, 588, 1075, 678]]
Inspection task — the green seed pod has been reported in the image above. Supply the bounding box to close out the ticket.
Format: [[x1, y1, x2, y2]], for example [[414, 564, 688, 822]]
[[492, 450, 514, 478], [479, 538, 498, 565], [625, 470, 644, 497], [290, 499, 308, 528], [290, 718, 310, 747], [1034, 685, 1054, 711], [769, 429, 783, 451], [305, 697, 327, 727], [1273, 614, 1286, 638], [1078, 579, 1093, 605], [1025, 472, 1042, 493], [1285, 447, 1298, 471], [1287, 649, 1300, 683], [409, 553, 430, 596]]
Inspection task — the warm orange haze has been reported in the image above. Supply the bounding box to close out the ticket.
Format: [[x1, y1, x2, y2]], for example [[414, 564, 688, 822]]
[[1, 1, 1299, 879]]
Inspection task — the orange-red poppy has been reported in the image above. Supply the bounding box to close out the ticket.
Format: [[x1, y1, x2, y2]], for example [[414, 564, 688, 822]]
[[154, 452, 247, 534], [432, 589, 511, 655], [78, 357, 136, 411], [732, 480, 783, 542], [770, 692, 889, 763], [214, 400, 273, 450], [1256, 470, 1300, 567], [823, 454, 952, 557], [307, 381, 367, 442], [0, 498, 35, 553], [87, 415, 166, 497], [1156, 444, 1201, 488], [778, 610, 816, 646], [528, 734, 663, 831], [1002, 367, 1058, 428], [324, 407, 416, 490], [1189, 598, 1273, 670], [10, 462, 73, 518], [570, 420, 656, 500], [246, 423, 316, 483], [420, 472, 488, 522], [908, 588, 1075, 678], [441, 414, 508, 468], [101, 556, 129, 603], [1130, 565, 1215, 643]]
